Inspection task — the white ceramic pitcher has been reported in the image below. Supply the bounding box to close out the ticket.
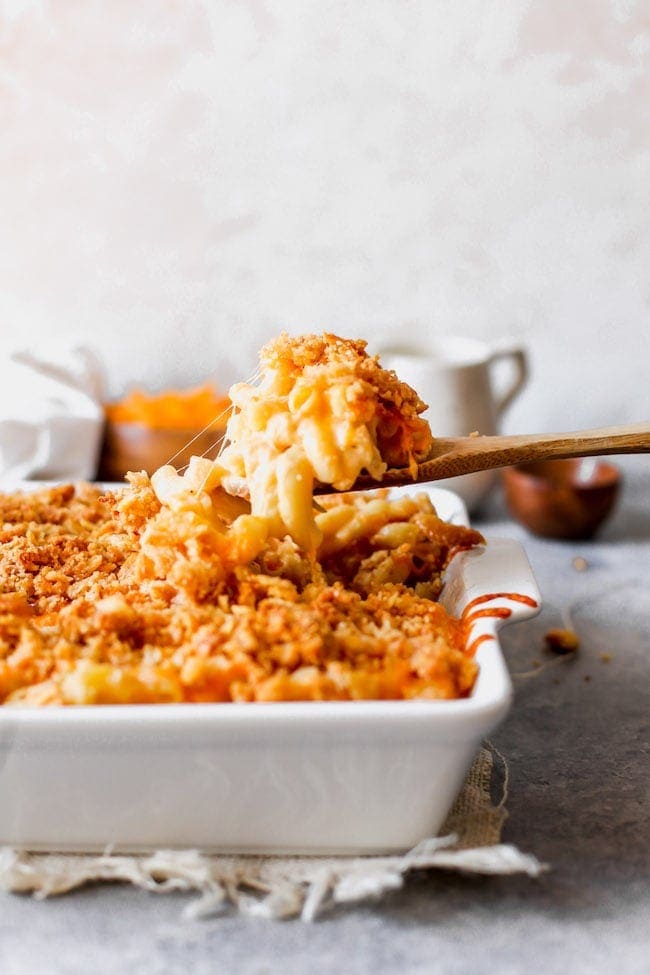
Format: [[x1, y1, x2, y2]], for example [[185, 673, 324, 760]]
[[379, 336, 528, 511]]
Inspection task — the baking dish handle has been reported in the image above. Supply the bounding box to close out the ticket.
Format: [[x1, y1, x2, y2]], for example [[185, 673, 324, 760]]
[[441, 537, 542, 624]]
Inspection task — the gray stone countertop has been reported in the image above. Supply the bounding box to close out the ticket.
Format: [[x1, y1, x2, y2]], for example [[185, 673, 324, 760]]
[[1, 460, 648, 975]]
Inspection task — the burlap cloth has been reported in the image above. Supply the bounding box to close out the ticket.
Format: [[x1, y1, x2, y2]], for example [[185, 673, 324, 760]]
[[0, 744, 544, 921]]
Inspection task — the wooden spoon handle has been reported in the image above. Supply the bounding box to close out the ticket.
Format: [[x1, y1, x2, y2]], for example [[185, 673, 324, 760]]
[[371, 422, 650, 489], [313, 423, 650, 493]]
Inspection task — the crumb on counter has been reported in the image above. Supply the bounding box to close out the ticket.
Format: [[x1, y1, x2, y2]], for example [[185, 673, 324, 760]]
[[544, 628, 580, 654], [572, 557, 588, 572]]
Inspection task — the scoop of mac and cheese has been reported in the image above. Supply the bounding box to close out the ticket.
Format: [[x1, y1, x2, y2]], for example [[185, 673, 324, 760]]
[[153, 333, 433, 554]]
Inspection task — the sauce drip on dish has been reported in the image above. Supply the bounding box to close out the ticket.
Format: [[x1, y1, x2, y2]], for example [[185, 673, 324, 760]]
[[463, 593, 538, 656]]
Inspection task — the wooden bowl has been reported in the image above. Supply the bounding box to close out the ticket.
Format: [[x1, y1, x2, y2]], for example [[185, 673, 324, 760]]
[[502, 458, 621, 540], [97, 421, 227, 482]]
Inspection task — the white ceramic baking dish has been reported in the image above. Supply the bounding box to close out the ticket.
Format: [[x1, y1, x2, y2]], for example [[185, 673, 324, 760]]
[[0, 485, 540, 854]]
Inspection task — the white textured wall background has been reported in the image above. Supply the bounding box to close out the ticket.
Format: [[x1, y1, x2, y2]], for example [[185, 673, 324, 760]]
[[0, 0, 649, 433]]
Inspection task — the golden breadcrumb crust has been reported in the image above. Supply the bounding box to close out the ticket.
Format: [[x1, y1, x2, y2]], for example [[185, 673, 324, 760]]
[[258, 332, 434, 468], [0, 479, 483, 706]]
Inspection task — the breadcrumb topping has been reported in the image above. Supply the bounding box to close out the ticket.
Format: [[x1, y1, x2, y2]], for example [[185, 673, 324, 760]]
[[0, 479, 482, 706]]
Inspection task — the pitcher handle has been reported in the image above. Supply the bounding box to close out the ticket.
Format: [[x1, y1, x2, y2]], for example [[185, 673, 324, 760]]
[[488, 345, 528, 416]]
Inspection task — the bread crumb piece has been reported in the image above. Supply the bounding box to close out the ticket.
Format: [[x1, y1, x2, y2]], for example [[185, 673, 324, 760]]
[[584, 674, 591, 682], [545, 628, 580, 654], [531, 659, 540, 668], [599, 653, 612, 664], [572, 556, 588, 572]]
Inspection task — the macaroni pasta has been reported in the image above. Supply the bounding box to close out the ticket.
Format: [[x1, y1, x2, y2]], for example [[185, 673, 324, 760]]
[[0, 333, 486, 706], [173, 333, 433, 554]]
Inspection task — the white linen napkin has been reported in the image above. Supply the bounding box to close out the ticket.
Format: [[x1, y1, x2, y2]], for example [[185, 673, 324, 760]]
[[0, 345, 105, 484]]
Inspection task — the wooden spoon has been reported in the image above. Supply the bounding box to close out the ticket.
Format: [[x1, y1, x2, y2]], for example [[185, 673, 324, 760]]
[[318, 423, 650, 493]]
